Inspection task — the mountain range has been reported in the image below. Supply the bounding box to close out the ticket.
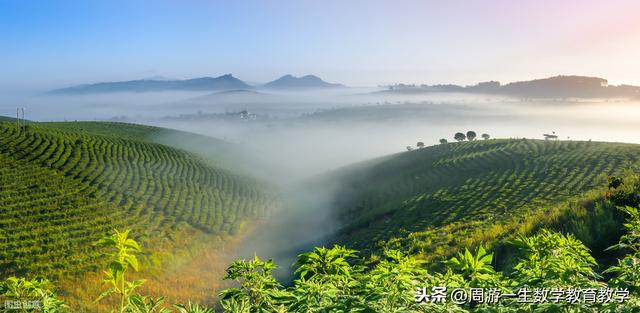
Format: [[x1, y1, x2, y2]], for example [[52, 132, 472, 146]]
[[47, 74, 640, 99], [384, 75, 640, 99], [47, 74, 344, 94]]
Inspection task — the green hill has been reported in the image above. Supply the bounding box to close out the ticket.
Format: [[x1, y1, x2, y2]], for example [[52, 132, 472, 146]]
[[0, 120, 278, 279], [328, 139, 640, 258]]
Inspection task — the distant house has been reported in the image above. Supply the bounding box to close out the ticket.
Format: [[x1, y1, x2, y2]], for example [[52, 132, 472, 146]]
[[543, 134, 558, 140]]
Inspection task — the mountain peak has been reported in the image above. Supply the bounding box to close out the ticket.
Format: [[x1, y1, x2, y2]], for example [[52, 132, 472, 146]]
[[264, 74, 344, 89]]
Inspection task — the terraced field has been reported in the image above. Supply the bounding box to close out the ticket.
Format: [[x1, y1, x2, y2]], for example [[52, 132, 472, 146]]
[[330, 139, 640, 253], [0, 121, 277, 278]]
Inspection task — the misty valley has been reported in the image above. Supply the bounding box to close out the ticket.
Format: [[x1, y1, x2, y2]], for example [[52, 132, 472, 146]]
[[1, 74, 640, 312]]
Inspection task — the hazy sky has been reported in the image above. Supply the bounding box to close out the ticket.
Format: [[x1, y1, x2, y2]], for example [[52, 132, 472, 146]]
[[2, 0, 640, 89]]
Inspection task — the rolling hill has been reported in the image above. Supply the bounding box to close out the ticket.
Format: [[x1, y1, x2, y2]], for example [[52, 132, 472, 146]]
[[0, 120, 278, 279], [326, 139, 640, 259]]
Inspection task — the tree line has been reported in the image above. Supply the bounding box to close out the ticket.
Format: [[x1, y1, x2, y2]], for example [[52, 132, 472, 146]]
[[408, 131, 491, 151]]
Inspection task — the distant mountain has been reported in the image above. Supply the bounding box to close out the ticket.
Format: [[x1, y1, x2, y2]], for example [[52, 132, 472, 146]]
[[499, 76, 635, 98], [382, 75, 640, 99], [47, 74, 251, 94], [141, 75, 175, 81], [212, 89, 268, 96], [263, 74, 344, 89]]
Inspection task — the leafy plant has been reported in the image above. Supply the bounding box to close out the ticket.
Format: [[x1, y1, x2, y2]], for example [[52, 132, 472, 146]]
[[0, 277, 66, 313], [445, 245, 502, 288], [127, 295, 171, 313], [173, 301, 215, 313], [604, 206, 640, 293], [510, 229, 599, 287], [219, 255, 284, 312], [95, 229, 145, 313]]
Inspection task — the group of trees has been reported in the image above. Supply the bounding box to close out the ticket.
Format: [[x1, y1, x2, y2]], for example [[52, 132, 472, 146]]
[[451, 131, 491, 143], [408, 131, 491, 151], [1, 175, 640, 312]]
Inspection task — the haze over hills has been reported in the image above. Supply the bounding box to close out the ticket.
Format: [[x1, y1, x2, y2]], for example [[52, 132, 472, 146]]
[[47, 74, 251, 94], [383, 75, 640, 99], [47, 74, 346, 95], [45, 74, 640, 100], [263, 74, 344, 89]]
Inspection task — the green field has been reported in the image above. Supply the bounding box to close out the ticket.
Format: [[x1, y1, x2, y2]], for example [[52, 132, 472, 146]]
[[0, 121, 277, 279], [2, 120, 640, 312], [328, 139, 640, 257]]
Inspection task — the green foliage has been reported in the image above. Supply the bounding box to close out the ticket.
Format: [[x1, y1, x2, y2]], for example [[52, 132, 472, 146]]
[[445, 246, 502, 288], [219, 255, 285, 312], [364, 250, 430, 312], [466, 131, 477, 141], [608, 176, 624, 190], [329, 139, 640, 257], [95, 230, 145, 313], [454, 132, 467, 142], [510, 229, 599, 287], [294, 245, 358, 281], [127, 295, 171, 313], [0, 121, 277, 278], [173, 302, 215, 313], [213, 218, 640, 312], [606, 175, 640, 207], [0, 277, 67, 312], [604, 206, 640, 293], [3, 202, 640, 312]]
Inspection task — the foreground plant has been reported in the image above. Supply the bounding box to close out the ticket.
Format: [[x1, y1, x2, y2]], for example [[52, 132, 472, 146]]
[[127, 295, 171, 313], [95, 229, 145, 313], [0, 277, 66, 313], [219, 255, 287, 312], [174, 301, 216, 313]]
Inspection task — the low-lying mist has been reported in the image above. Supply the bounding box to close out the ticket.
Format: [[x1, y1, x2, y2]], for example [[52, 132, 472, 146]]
[[144, 95, 640, 277], [4, 87, 640, 278]]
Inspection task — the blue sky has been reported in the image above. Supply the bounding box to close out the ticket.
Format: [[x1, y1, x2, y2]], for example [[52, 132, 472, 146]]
[[1, 0, 639, 89]]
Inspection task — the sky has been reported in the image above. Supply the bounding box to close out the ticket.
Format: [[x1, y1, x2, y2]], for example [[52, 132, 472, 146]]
[[1, 0, 640, 90]]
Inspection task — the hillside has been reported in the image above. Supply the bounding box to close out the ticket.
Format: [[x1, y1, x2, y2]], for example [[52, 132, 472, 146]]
[[327, 139, 640, 256], [0, 120, 278, 279]]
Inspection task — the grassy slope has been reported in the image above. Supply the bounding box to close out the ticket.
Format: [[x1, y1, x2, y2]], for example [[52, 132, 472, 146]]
[[0, 120, 278, 280], [329, 139, 640, 258]]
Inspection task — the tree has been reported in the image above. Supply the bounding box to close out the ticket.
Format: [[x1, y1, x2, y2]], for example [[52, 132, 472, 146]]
[[406, 146, 413, 151], [466, 131, 477, 141], [439, 138, 448, 144], [416, 142, 425, 149], [481, 133, 490, 140], [454, 132, 466, 142]]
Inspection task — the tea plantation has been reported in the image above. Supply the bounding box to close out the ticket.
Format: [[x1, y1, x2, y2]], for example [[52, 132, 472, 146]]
[[0, 121, 277, 279], [329, 139, 640, 255]]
